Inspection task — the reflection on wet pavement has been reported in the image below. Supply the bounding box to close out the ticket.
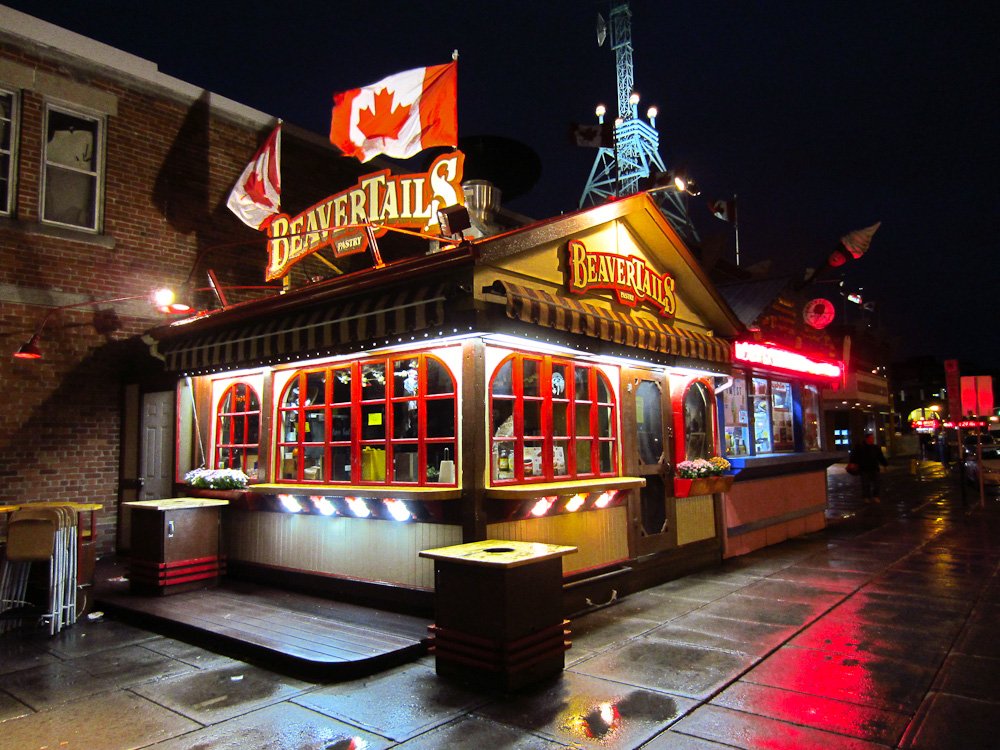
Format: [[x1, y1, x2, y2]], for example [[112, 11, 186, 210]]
[[1, 457, 998, 749]]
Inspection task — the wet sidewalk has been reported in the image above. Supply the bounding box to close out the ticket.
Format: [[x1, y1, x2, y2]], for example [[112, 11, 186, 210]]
[[1, 459, 998, 749]]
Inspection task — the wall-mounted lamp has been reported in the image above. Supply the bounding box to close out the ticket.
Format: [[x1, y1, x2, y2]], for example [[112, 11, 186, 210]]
[[639, 169, 700, 196], [12, 287, 191, 360]]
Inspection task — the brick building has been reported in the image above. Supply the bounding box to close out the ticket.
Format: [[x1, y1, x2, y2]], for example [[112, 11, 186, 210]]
[[0, 6, 359, 555]]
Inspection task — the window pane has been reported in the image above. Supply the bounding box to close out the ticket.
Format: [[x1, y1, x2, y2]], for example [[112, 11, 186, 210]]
[[723, 375, 750, 456], [427, 443, 456, 484], [44, 108, 99, 229], [281, 411, 298, 442], [492, 359, 513, 396], [393, 358, 420, 398], [524, 400, 542, 436], [284, 380, 300, 408], [636, 380, 662, 465], [599, 442, 615, 474], [598, 405, 613, 438], [597, 374, 612, 403], [574, 366, 590, 400], [331, 407, 351, 441], [426, 358, 453, 395], [331, 447, 351, 482], [303, 446, 324, 481], [523, 441, 543, 478], [772, 380, 794, 451], [522, 358, 540, 397], [552, 402, 568, 436], [803, 385, 821, 451], [575, 403, 592, 436], [332, 367, 351, 402], [305, 372, 325, 405], [47, 110, 97, 170], [492, 399, 514, 439], [392, 445, 419, 482], [304, 409, 325, 442], [684, 382, 711, 460], [426, 399, 455, 438], [361, 363, 386, 399], [575, 440, 593, 474], [362, 405, 385, 440], [551, 363, 567, 399], [553, 440, 569, 476], [394, 401, 417, 439], [44, 166, 95, 227], [752, 377, 772, 454]]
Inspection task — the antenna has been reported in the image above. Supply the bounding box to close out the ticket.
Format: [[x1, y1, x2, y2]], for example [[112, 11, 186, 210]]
[[579, 1, 699, 245]]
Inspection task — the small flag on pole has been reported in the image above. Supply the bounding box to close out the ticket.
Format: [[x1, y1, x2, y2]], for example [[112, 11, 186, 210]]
[[569, 121, 613, 148], [709, 196, 737, 224], [330, 62, 458, 162], [840, 221, 881, 259], [226, 124, 281, 230]]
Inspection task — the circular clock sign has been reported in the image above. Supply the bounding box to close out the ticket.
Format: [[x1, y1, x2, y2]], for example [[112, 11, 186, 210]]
[[803, 298, 835, 329]]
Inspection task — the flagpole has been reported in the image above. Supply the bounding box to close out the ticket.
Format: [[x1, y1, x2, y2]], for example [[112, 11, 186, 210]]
[[733, 193, 740, 266]]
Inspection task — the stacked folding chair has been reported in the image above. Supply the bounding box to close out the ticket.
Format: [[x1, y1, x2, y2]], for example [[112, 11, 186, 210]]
[[0, 505, 78, 635]]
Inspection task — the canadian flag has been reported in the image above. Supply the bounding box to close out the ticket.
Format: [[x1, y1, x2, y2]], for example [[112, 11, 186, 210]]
[[329, 62, 458, 162], [227, 124, 281, 230]]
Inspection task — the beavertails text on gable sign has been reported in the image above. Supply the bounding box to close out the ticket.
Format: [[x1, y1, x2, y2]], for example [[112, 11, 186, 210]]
[[565, 239, 676, 318]]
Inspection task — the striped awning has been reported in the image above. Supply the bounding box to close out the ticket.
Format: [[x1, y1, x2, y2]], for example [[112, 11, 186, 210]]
[[155, 284, 451, 374], [498, 281, 731, 365]]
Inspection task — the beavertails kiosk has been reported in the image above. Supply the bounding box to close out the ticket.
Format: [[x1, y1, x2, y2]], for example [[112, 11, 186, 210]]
[[148, 164, 742, 616]]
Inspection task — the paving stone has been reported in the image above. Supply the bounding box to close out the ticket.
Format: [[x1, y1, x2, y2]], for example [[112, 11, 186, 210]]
[[2, 656, 122, 710], [0, 688, 198, 750], [649, 610, 798, 656], [144, 701, 394, 750], [477, 670, 696, 749], [712, 680, 909, 745], [394, 714, 565, 749], [568, 608, 664, 653], [789, 611, 952, 665], [0, 689, 33, 722], [744, 644, 937, 712], [0, 634, 60, 676], [293, 663, 488, 742], [141, 635, 245, 670], [699, 592, 830, 628], [931, 653, 1000, 702], [674, 703, 891, 749], [131, 662, 312, 725], [569, 632, 755, 700], [899, 691, 1000, 749], [43, 617, 160, 659]]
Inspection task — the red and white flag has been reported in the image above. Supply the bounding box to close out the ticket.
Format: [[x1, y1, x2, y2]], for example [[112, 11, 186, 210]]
[[227, 124, 281, 230], [708, 197, 737, 224], [329, 62, 457, 163]]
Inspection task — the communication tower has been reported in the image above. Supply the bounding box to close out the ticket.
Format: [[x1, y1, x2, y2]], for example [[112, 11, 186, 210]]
[[579, 1, 699, 244]]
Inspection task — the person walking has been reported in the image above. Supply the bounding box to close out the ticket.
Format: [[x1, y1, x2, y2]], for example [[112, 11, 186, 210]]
[[849, 433, 888, 503]]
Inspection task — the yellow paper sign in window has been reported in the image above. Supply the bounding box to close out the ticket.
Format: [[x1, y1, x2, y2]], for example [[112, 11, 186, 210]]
[[368, 411, 383, 426]]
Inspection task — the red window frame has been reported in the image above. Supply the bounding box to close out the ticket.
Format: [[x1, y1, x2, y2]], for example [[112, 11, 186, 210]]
[[489, 353, 618, 484], [275, 352, 457, 485], [214, 382, 261, 474]]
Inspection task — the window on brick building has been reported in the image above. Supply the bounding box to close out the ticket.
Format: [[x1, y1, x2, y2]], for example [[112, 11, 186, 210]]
[[42, 104, 103, 231], [215, 383, 261, 478], [0, 88, 16, 216]]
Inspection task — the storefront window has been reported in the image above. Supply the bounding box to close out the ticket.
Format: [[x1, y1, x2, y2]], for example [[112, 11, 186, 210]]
[[490, 354, 617, 483], [771, 380, 794, 451], [802, 384, 821, 451], [683, 381, 712, 460], [276, 352, 456, 485], [721, 375, 750, 456], [752, 377, 772, 453], [215, 383, 261, 478]]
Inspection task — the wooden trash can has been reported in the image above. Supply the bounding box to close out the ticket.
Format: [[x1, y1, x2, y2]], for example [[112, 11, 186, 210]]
[[419, 539, 577, 691]]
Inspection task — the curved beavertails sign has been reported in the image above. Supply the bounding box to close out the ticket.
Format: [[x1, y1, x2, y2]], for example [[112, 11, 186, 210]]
[[265, 152, 464, 280]]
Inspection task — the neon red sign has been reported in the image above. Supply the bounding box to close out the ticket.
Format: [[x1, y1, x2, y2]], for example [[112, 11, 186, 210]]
[[945, 420, 987, 429], [734, 341, 841, 379]]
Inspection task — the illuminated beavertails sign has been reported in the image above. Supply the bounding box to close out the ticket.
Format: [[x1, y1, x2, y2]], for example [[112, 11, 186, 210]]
[[265, 152, 464, 280], [565, 239, 677, 318]]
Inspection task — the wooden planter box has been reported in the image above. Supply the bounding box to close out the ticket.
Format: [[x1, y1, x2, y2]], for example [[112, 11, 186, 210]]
[[673, 475, 734, 497]]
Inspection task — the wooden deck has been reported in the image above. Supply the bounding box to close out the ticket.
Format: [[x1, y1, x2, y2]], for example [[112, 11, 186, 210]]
[[92, 559, 431, 681]]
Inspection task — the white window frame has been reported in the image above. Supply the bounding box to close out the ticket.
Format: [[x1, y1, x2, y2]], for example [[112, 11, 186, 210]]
[[0, 86, 17, 217], [41, 101, 104, 232]]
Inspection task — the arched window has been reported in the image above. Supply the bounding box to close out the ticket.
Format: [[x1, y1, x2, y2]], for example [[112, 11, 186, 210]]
[[683, 381, 713, 460], [215, 383, 261, 475], [276, 352, 457, 485], [489, 354, 618, 484]]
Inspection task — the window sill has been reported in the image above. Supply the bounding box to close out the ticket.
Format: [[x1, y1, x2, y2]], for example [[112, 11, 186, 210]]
[[485, 476, 645, 500], [725, 451, 843, 480], [0, 216, 115, 249], [248, 483, 463, 501]]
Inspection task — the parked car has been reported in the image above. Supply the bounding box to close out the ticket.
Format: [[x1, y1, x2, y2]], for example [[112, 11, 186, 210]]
[[964, 445, 1000, 487], [962, 433, 996, 457]]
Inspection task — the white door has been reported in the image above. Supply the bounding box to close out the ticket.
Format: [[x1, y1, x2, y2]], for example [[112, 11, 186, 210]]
[[139, 391, 175, 500]]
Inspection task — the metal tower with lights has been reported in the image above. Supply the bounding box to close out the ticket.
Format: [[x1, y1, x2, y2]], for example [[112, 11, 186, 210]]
[[579, 1, 699, 244]]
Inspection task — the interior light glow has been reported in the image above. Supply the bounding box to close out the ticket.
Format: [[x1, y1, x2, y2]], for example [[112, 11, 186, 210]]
[[734, 341, 841, 379], [530, 496, 556, 517], [278, 494, 302, 513], [593, 491, 615, 508], [345, 496, 370, 518], [312, 496, 336, 516], [565, 494, 586, 512], [384, 499, 411, 522]]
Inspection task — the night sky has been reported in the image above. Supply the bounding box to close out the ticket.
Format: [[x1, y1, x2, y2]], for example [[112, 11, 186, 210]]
[[8, 1, 999, 371]]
